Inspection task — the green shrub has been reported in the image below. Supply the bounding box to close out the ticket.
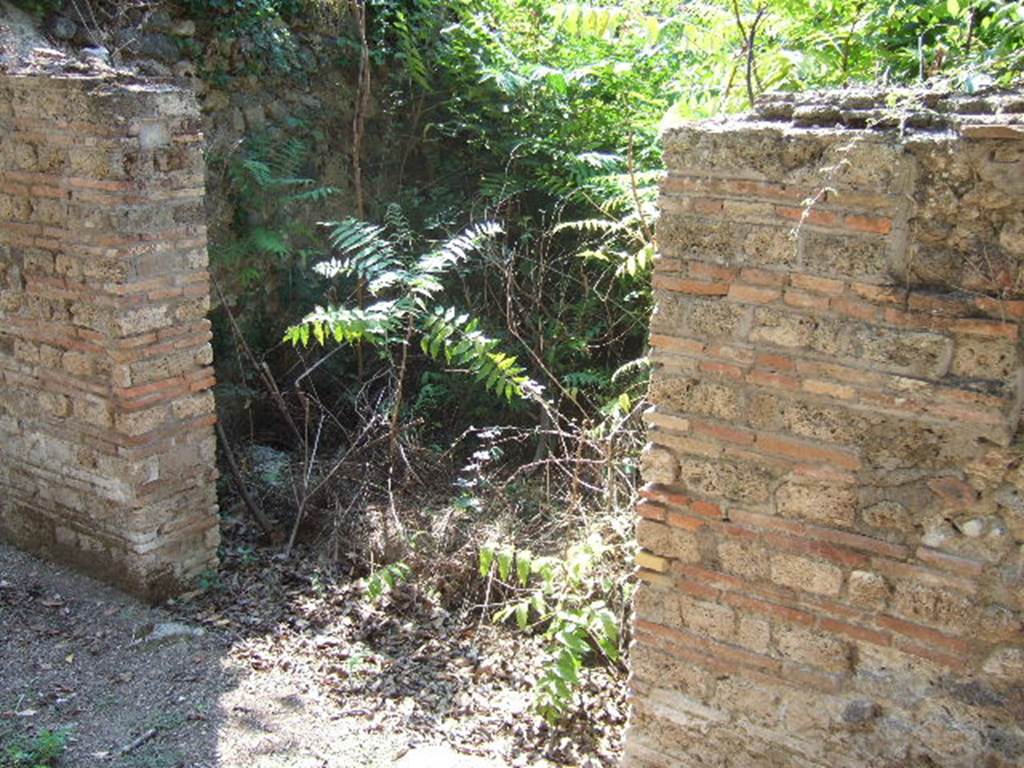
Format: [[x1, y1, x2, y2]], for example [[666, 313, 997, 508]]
[[480, 533, 633, 723], [2, 728, 68, 768]]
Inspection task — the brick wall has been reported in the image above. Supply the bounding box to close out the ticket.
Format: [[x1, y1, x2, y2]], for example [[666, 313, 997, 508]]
[[0, 73, 219, 601], [625, 90, 1024, 767]]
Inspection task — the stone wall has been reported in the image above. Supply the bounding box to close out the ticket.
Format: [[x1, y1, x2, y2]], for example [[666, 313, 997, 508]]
[[0, 73, 219, 601], [625, 90, 1024, 767]]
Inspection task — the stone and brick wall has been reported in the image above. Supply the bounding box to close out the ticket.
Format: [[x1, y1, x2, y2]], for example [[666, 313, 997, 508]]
[[0, 73, 219, 600], [625, 90, 1024, 767]]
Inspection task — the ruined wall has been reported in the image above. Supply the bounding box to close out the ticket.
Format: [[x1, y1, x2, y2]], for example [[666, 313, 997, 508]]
[[625, 90, 1024, 767], [0, 74, 219, 600]]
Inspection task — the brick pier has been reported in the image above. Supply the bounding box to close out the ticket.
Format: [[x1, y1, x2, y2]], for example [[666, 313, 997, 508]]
[[625, 90, 1024, 767], [0, 74, 219, 600]]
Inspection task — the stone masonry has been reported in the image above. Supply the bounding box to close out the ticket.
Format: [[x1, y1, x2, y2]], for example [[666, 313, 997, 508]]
[[625, 90, 1024, 767], [0, 74, 219, 600]]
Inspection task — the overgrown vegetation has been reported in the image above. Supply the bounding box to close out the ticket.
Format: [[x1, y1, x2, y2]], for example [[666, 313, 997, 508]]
[[480, 534, 633, 722], [183, 0, 1024, 726], [1, 728, 68, 768]]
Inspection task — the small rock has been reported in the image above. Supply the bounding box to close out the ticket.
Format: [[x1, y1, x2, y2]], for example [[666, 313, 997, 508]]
[[170, 20, 196, 37], [137, 32, 179, 64], [134, 59, 173, 78], [640, 444, 676, 484], [173, 60, 196, 78], [46, 15, 77, 41], [131, 621, 204, 649], [137, 122, 170, 150], [960, 518, 986, 538], [1000, 219, 1024, 257]]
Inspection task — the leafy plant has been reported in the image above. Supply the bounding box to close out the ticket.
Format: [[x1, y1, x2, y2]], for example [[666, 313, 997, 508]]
[[179, 0, 308, 75], [365, 561, 411, 601], [480, 533, 631, 722], [2, 728, 68, 768], [212, 134, 337, 294], [284, 215, 537, 404]]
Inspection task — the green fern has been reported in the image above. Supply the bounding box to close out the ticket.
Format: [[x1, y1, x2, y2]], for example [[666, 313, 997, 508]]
[[421, 306, 530, 402], [210, 134, 338, 320], [287, 215, 538, 404], [316, 218, 405, 290], [282, 301, 396, 346]]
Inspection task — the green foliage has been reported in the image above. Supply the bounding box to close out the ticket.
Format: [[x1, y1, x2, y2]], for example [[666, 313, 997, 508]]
[[480, 533, 631, 723], [357, 0, 1023, 443], [210, 133, 337, 346], [9, 0, 64, 16], [179, 0, 308, 75], [2, 728, 68, 768], [365, 561, 412, 601], [285, 216, 536, 403], [365, 2, 675, 429], [196, 568, 222, 592], [420, 308, 532, 402], [662, 0, 1024, 120]]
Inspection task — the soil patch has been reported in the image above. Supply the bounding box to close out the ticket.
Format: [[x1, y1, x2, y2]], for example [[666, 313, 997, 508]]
[[0, 542, 625, 767]]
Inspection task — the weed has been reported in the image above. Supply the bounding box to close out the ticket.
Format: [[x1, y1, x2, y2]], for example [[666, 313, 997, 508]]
[[2, 728, 69, 768], [196, 569, 221, 592], [480, 533, 633, 723], [365, 562, 411, 602]]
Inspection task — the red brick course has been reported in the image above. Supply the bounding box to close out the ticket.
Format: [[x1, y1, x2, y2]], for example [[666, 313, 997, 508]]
[[0, 74, 219, 602], [627, 93, 1024, 767]]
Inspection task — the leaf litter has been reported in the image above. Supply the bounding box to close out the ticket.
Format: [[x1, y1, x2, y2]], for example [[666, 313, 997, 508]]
[[0, 540, 626, 767]]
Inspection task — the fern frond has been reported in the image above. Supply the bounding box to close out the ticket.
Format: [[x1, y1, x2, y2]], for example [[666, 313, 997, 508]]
[[479, 173, 530, 205], [285, 185, 339, 203], [284, 300, 399, 347], [415, 221, 501, 276], [392, 8, 430, 90], [610, 356, 651, 385], [316, 219, 405, 290], [419, 306, 535, 402], [267, 136, 308, 179], [614, 243, 655, 278], [383, 203, 416, 248], [562, 369, 609, 392], [248, 228, 290, 256], [549, 4, 628, 38], [551, 218, 624, 236]]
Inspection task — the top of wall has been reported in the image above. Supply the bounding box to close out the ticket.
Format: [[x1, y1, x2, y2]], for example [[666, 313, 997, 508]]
[[666, 87, 1024, 140], [0, 69, 199, 130]]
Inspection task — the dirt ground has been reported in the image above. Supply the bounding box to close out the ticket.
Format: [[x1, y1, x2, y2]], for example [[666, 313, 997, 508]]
[[0, 542, 626, 767]]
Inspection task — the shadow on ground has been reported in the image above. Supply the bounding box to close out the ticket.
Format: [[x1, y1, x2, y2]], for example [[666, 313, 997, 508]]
[[0, 542, 624, 768], [0, 543, 410, 768]]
